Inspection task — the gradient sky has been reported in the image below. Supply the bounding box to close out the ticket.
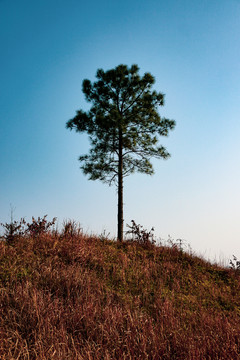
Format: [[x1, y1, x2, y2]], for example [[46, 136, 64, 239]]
[[1, 0, 240, 262]]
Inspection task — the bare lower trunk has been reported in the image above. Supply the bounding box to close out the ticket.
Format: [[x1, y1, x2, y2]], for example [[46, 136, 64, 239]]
[[117, 130, 123, 242]]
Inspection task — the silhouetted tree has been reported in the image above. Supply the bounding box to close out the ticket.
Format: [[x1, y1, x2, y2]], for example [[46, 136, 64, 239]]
[[66, 64, 175, 241]]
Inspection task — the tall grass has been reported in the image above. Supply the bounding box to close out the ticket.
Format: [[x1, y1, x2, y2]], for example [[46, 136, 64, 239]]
[[0, 228, 239, 359]]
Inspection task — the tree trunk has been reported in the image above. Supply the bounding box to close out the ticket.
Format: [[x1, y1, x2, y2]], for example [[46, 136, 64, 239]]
[[117, 129, 123, 242]]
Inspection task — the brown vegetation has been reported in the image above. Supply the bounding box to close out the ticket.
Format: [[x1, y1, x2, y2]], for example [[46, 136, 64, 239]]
[[0, 225, 239, 359]]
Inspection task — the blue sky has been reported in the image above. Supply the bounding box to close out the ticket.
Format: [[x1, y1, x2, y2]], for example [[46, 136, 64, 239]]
[[0, 0, 240, 262]]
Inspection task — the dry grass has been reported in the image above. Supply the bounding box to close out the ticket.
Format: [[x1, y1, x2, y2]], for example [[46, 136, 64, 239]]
[[0, 231, 239, 359]]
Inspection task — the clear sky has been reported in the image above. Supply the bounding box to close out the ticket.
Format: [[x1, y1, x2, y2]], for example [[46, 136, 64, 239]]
[[1, 0, 240, 262]]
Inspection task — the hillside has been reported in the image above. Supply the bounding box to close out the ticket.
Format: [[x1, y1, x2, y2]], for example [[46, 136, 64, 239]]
[[0, 227, 240, 359]]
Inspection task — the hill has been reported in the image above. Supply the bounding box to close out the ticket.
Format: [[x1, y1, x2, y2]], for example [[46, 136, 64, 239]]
[[0, 226, 239, 359]]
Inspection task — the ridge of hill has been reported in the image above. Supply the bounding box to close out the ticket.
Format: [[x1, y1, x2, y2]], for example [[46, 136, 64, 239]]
[[0, 231, 239, 359]]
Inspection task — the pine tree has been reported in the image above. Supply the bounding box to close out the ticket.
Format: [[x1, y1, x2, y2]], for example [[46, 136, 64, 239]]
[[66, 64, 175, 241]]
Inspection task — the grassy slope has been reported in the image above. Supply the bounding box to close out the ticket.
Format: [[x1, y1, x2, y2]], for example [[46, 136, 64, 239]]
[[0, 232, 239, 360]]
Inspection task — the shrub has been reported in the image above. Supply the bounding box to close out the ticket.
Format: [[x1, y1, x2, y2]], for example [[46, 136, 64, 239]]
[[229, 255, 240, 273], [126, 220, 155, 246], [25, 215, 57, 237], [0, 218, 25, 244]]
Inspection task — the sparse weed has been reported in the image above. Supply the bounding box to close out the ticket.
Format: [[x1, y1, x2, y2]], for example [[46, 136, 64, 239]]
[[0, 215, 57, 244], [0, 218, 25, 244], [25, 215, 57, 237], [126, 220, 155, 246], [99, 229, 111, 242], [167, 235, 186, 252], [62, 219, 82, 237], [229, 255, 240, 273]]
